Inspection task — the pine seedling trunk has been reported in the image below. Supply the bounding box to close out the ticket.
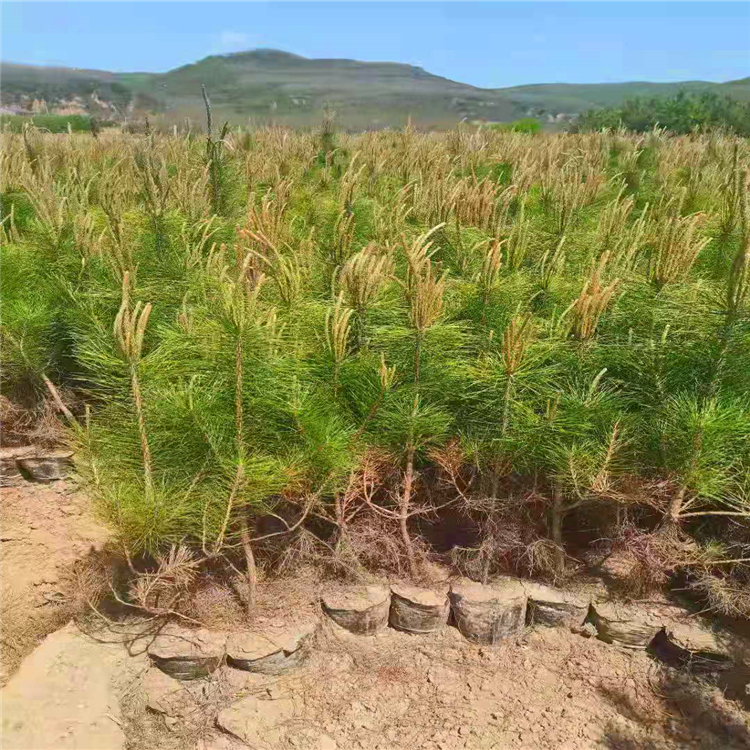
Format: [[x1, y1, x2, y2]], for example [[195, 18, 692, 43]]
[[551, 485, 566, 573]]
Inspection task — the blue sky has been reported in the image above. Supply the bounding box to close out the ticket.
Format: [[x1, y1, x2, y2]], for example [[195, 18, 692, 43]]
[[2, 2, 748, 87]]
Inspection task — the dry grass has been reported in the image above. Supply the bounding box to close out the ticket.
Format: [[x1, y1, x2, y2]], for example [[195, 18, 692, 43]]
[[452, 525, 564, 585], [0, 394, 67, 448], [592, 520, 702, 597], [345, 512, 435, 581], [119, 662, 240, 750], [689, 572, 750, 620]]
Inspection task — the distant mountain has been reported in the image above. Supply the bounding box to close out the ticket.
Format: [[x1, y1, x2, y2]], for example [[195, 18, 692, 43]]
[[2, 50, 748, 128]]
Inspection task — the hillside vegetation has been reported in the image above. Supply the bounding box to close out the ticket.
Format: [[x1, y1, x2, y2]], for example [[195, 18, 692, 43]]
[[2, 50, 749, 128], [1, 122, 749, 619], [576, 91, 750, 136], [502, 77, 750, 112]]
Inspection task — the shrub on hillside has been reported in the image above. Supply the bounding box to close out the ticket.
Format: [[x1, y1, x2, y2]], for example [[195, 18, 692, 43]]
[[576, 90, 750, 136], [488, 118, 542, 134]]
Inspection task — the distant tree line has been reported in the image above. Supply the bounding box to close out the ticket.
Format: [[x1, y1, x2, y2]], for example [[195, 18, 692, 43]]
[[575, 90, 750, 136]]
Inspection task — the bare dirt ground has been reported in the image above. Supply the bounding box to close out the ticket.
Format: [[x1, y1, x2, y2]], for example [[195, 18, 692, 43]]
[[117, 615, 750, 750], [1, 450, 749, 750], [2, 622, 149, 750], [0, 446, 111, 684]]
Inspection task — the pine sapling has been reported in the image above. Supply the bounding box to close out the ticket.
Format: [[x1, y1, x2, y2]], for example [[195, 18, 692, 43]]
[[339, 243, 393, 349], [399, 226, 447, 577], [565, 254, 620, 342], [325, 293, 353, 396], [202, 84, 230, 216], [503, 202, 531, 272], [648, 198, 710, 290], [477, 238, 504, 331], [114, 272, 154, 499]]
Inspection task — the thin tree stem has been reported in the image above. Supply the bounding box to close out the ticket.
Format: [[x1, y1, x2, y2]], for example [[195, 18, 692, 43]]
[[401, 446, 417, 578], [551, 485, 565, 573], [413, 330, 422, 390], [42, 374, 75, 423], [235, 333, 244, 445], [399, 329, 423, 579], [240, 516, 257, 617], [130, 364, 153, 499], [501, 373, 513, 437], [668, 486, 687, 523]]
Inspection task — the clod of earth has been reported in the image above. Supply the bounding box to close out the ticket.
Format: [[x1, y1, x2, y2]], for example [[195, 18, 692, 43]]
[[216, 694, 297, 746], [650, 622, 734, 673], [321, 585, 390, 635], [522, 581, 589, 629], [389, 584, 450, 634], [15, 456, 73, 484], [0, 459, 22, 487], [588, 600, 664, 649], [448, 577, 527, 645], [226, 621, 317, 675], [144, 666, 193, 719], [148, 624, 226, 680]]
